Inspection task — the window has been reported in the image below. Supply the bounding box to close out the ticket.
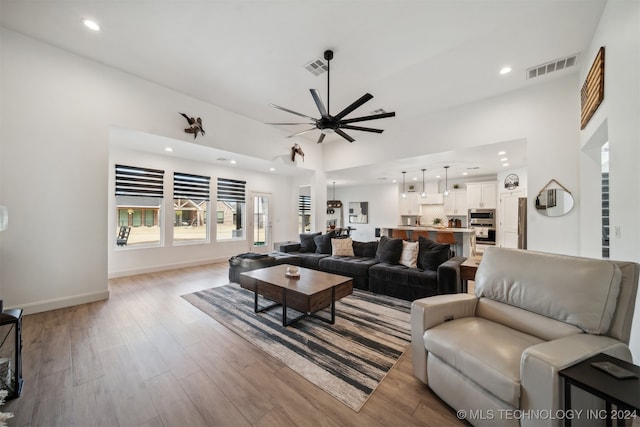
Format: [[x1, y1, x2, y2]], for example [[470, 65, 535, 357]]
[[174, 172, 210, 243], [216, 177, 246, 240], [298, 194, 311, 233], [115, 164, 164, 246]]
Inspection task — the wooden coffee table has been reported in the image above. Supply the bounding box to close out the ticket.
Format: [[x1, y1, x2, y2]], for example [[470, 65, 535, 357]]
[[240, 264, 353, 326]]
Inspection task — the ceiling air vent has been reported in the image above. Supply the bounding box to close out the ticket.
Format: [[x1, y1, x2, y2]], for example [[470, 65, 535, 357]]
[[304, 57, 328, 76], [370, 108, 387, 115], [527, 54, 579, 80]]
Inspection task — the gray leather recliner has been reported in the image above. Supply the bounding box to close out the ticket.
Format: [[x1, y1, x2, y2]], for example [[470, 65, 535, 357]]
[[411, 247, 639, 427]]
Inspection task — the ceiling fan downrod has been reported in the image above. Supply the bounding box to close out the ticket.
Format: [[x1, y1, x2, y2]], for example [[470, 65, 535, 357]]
[[325, 49, 333, 115]]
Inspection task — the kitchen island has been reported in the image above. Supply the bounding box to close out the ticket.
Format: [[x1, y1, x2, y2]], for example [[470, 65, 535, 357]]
[[380, 226, 476, 258]]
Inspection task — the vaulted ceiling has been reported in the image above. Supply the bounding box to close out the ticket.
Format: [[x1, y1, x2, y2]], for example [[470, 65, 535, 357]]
[[1, 0, 606, 184]]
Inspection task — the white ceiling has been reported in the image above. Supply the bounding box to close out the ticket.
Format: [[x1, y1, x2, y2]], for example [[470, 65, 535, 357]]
[[0, 0, 606, 185]]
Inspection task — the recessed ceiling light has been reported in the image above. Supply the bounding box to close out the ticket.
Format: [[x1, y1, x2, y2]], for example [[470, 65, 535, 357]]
[[503, 163, 510, 167], [230, 160, 237, 164], [83, 19, 100, 31], [500, 157, 508, 161], [499, 66, 512, 75], [164, 147, 173, 152], [462, 172, 468, 176], [436, 175, 441, 179], [269, 167, 275, 172], [392, 179, 397, 183], [498, 151, 507, 155], [412, 177, 417, 181]]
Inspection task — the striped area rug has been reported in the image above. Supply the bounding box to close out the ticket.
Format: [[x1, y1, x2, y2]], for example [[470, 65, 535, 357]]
[[182, 283, 411, 411]]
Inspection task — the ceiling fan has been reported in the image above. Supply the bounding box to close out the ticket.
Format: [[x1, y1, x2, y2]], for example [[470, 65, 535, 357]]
[[267, 50, 396, 143]]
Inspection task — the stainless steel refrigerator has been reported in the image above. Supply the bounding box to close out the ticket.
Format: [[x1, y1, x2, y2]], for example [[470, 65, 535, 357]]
[[518, 197, 527, 249]]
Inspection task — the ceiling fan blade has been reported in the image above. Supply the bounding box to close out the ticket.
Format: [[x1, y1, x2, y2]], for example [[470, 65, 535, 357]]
[[340, 125, 384, 133], [269, 103, 317, 121], [335, 129, 355, 143], [266, 122, 315, 125], [340, 111, 396, 124], [286, 128, 317, 138], [310, 89, 328, 118], [333, 93, 374, 121], [317, 133, 326, 144]]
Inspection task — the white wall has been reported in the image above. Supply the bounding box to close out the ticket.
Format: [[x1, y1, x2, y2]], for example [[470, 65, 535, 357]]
[[0, 29, 315, 313], [325, 76, 581, 256], [108, 142, 296, 277], [331, 184, 398, 242], [578, 0, 640, 361]]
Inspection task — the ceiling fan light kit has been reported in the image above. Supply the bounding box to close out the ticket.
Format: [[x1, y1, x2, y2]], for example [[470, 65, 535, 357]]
[[268, 50, 396, 143]]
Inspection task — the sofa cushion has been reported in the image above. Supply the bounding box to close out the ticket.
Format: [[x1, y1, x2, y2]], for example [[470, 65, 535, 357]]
[[424, 317, 544, 407], [319, 256, 379, 277], [352, 241, 378, 258], [332, 237, 354, 256], [368, 263, 439, 300], [476, 247, 622, 335], [417, 236, 450, 271], [299, 232, 321, 253], [314, 231, 337, 254], [376, 236, 403, 264], [296, 252, 330, 270], [399, 240, 419, 268]]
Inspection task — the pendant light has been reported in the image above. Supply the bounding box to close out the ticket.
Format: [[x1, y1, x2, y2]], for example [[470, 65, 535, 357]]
[[443, 166, 450, 196], [327, 181, 342, 210], [401, 171, 407, 198], [420, 169, 427, 198]]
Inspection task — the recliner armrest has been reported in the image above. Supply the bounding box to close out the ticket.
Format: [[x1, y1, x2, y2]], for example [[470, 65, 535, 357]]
[[520, 334, 632, 427], [411, 294, 478, 382], [437, 256, 466, 293]]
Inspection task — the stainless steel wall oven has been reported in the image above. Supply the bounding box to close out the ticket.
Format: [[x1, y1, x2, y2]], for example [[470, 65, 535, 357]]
[[468, 209, 496, 246]]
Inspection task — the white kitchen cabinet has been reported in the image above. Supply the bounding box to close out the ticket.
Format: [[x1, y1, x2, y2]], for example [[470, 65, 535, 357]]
[[400, 193, 420, 215], [444, 190, 468, 216], [467, 182, 497, 209], [420, 193, 444, 205]]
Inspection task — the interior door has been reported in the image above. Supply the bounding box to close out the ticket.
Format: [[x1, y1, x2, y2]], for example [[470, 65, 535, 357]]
[[499, 190, 524, 248], [250, 192, 272, 253]]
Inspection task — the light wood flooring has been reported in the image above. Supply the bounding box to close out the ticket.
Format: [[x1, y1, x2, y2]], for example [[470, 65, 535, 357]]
[[4, 262, 464, 427]]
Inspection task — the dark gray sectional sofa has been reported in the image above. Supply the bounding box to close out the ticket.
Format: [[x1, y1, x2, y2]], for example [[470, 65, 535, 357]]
[[229, 231, 466, 301]]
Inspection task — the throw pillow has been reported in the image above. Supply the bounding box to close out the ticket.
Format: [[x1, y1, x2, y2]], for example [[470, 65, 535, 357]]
[[299, 232, 321, 253], [314, 231, 337, 254], [375, 235, 403, 264], [332, 238, 354, 256], [353, 241, 378, 258], [399, 240, 419, 268], [417, 236, 450, 271]]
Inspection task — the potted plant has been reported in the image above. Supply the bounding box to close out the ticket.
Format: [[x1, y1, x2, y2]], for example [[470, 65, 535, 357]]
[[432, 218, 445, 228]]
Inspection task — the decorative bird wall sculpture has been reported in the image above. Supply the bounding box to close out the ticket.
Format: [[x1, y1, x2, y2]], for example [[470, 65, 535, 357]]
[[179, 113, 205, 139], [291, 143, 305, 162]]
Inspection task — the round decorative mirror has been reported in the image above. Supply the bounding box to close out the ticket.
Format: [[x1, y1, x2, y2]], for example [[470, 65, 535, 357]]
[[535, 188, 574, 217]]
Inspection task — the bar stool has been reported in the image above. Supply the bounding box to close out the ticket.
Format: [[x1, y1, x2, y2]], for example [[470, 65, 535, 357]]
[[391, 229, 408, 240], [436, 231, 457, 256], [410, 230, 430, 242]]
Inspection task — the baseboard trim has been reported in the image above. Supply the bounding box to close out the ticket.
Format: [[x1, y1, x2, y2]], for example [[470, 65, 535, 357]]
[[108, 257, 229, 279], [12, 290, 110, 315]]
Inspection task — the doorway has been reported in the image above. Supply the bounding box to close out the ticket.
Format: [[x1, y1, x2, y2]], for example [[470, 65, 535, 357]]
[[250, 192, 272, 253], [499, 190, 525, 248]]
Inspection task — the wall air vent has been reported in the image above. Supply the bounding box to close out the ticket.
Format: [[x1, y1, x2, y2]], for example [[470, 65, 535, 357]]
[[304, 58, 328, 76], [527, 54, 579, 80]]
